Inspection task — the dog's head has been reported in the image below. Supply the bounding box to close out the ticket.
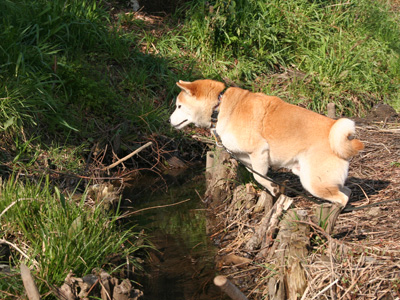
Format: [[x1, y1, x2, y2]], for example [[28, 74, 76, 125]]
[[169, 80, 225, 129]]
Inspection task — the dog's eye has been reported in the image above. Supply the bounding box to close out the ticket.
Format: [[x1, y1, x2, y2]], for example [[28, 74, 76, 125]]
[[178, 105, 181, 109]]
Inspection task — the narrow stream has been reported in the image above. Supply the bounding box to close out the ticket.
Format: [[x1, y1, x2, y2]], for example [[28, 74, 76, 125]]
[[124, 168, 228, 300]]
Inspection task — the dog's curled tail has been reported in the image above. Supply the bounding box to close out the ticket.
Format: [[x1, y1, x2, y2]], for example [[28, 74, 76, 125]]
[[329, 118, 364, 160]]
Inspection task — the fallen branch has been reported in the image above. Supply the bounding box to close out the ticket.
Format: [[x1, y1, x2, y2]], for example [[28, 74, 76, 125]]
[[0, 198, 34, 219], [118, 198, 191, 219], [0, 239, 39, 268], [102, 142, 153, 171]]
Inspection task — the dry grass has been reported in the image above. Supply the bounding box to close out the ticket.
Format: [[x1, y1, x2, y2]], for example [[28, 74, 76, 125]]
[[208, 119, 400, 299]]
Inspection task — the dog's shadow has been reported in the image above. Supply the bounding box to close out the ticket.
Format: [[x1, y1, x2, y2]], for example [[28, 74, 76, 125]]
[[254, 168, 391, 206], [267, 171, 391, 241], [345, 177, 391, 204], [239, 166, 391, 241]]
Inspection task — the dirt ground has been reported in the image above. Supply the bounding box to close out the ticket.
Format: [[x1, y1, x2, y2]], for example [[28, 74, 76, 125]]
[[207, 106, 400, 299]]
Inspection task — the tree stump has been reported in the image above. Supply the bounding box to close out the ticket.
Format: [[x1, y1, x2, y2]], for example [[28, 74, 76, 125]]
[[267, 210, 310, 300], [314, 203, 343, 234], [205, 147, 239, 204]]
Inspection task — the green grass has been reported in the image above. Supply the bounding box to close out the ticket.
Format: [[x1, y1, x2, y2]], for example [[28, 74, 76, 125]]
[[1, 0, 399, 142], [154, 0, 400, 115], [0, 0, 400, 297], [4, 0, 398, 145], [0, 175, 146, 298], [0, 0, 107, 134], [0, 0, 177, 142]]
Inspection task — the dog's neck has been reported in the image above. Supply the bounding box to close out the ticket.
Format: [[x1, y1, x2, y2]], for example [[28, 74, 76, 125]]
[[210, 87, 229, 129], [210, 86, 228, 147]]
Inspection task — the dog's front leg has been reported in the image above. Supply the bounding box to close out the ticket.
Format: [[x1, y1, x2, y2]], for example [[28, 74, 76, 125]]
[[249, 147, 280, 197]]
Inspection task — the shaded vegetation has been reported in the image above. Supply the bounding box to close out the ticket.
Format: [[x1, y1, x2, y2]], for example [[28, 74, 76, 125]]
[[0, 0, 180, 146]]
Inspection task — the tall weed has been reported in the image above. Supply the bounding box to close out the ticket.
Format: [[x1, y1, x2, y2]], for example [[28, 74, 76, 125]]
[[0, 175, 145, 297]]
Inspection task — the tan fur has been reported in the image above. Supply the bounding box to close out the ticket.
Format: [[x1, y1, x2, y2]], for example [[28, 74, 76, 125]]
[[169, 79, 364, 207]]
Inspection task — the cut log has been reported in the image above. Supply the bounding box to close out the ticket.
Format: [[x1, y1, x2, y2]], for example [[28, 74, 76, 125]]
[[247, 194, 293, 257]]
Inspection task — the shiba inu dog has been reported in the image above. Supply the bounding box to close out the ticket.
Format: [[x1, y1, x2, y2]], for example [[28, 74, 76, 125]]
[[169, 79, 364, 207]]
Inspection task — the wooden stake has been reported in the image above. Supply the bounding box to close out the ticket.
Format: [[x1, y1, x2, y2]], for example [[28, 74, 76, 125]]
[[20, 263, 40, 300], [205, 150, 215, 182], [268, 209, 310, 300], [205, 147, 238, 203], [327, 103, 336, 119], [214, 276, 248, 300], [314, 203, 343, 234]]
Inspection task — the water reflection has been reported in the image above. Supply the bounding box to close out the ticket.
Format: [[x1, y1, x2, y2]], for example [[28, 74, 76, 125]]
[[124, 168, 228, 300]]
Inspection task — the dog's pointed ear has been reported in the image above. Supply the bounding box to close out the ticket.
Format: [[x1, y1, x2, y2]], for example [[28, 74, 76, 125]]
[[176, 80, 195, 96]]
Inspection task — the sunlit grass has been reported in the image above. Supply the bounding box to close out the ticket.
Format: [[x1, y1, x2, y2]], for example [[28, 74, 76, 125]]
[[151, 0, 400, 116]]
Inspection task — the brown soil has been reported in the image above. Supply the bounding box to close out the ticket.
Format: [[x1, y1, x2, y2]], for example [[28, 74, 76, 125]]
[[207, 110, 400, 299]]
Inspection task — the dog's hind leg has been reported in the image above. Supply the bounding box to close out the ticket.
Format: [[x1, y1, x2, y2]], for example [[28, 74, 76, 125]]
[[248, 146, 280, 197], [301, 157, 351, 207], [311, 185, 349, 207]]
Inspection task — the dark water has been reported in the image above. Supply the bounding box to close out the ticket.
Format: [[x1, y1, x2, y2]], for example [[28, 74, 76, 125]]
[[124, 168, 227, 300]]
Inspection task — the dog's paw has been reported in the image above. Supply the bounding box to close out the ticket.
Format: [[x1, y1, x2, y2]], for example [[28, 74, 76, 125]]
[[268, 183, 282, 198]]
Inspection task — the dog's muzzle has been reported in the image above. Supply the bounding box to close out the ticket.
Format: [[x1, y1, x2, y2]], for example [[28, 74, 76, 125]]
[[170, 118, 188, 128]]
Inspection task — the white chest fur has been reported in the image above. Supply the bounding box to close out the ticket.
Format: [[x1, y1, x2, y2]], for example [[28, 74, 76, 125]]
[[219, 131, 242, 153]]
